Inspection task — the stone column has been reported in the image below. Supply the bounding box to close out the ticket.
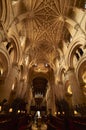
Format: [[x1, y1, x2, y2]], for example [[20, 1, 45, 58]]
[[55, 81, 64, 100], [58, 81, 65, 100], [66, 67, 85, 106], [3, 63, 19, 100], [17, 79, 24, 97], [26, 87, 33, 113], [0, 23, 6, 43], [46, 87, 53, 112]]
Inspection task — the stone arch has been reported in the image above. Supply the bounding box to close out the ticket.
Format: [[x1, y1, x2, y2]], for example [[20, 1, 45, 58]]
[[1, 0, 7, 23], [9, 34, 21, 64], [29, 71, 49, 87], [76, 55, 86, 84], [0, 47, 10, 77], [58, 67, 66, 83], [67, 37, 85, 68], [1, 0, 12, 30], [65, 8, 86, 38]]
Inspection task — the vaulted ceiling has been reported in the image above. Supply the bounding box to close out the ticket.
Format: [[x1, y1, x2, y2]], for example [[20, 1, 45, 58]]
[[11, 0, 85, 105], [17, 0, 72, 43], [12, 0, 85, 65]]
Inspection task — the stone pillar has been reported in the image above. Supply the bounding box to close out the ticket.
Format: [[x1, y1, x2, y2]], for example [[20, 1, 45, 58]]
[[66, 67, 85, 106], [26, 87, 33, 113], [3, 63, 19, 100], [0, 30, 4, 43], [17, 79, 24, 97], [46, 87, 53, 112], [58, 81, 64, 99], [0, 23, 6, 43], [21, 81, 27, 98], [55, 81, 64, 100]]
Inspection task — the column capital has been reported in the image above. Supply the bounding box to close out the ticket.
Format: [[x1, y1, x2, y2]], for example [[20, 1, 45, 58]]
[[66, 67, 75, 74], [67, 67, 74, 71], [64, 67, 75, 81]]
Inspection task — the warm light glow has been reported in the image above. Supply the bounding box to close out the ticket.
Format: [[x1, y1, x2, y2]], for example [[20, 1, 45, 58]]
[[0, 68, 3, 75], [67, 85, 72, 94], [62, 111, 65, 115], [70, 37, 72, 42], [34, 63, 48, 73], [23, 76, 27, 81], [35, 93, 43, 98], [21, 110, 25, 113], [54, 112, 57, 115], [18, 110, 21, 113], [12, 84, 15, 90], [20, 35, 26, 47], [58, 15, 64, 22], [25, 56, 29, 66], [58, 112, 60, 115], [1, 69, 3, 75], [12, 0, 19, 5], [0, 106, 2, 111], [82, 71, 86, 83], [74, 110, 78, 115], [84, 85, 86, 88], [45, 63, 48, 67], [9, 108, 13, 113], [84, 92, 86, 95]]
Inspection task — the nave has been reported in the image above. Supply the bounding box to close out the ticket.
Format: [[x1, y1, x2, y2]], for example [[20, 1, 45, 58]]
[[0, 0, 86, 130], [0, 110, 86, 130]]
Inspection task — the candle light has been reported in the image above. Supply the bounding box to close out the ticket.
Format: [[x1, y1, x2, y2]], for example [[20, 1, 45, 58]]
[[9, 108, 13, 112]]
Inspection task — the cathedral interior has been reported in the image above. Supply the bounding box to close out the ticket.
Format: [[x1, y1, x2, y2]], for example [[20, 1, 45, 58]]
[[0, 0, 86, 130]]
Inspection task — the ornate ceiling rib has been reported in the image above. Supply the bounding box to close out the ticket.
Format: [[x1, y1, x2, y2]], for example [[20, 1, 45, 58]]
[[15, 0, 77, 45], [12, 0, 78, 68]]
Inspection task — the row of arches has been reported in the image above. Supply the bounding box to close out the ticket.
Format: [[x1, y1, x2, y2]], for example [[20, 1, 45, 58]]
[[0, 0, 86, 115], [54, 8, 86, 115]]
